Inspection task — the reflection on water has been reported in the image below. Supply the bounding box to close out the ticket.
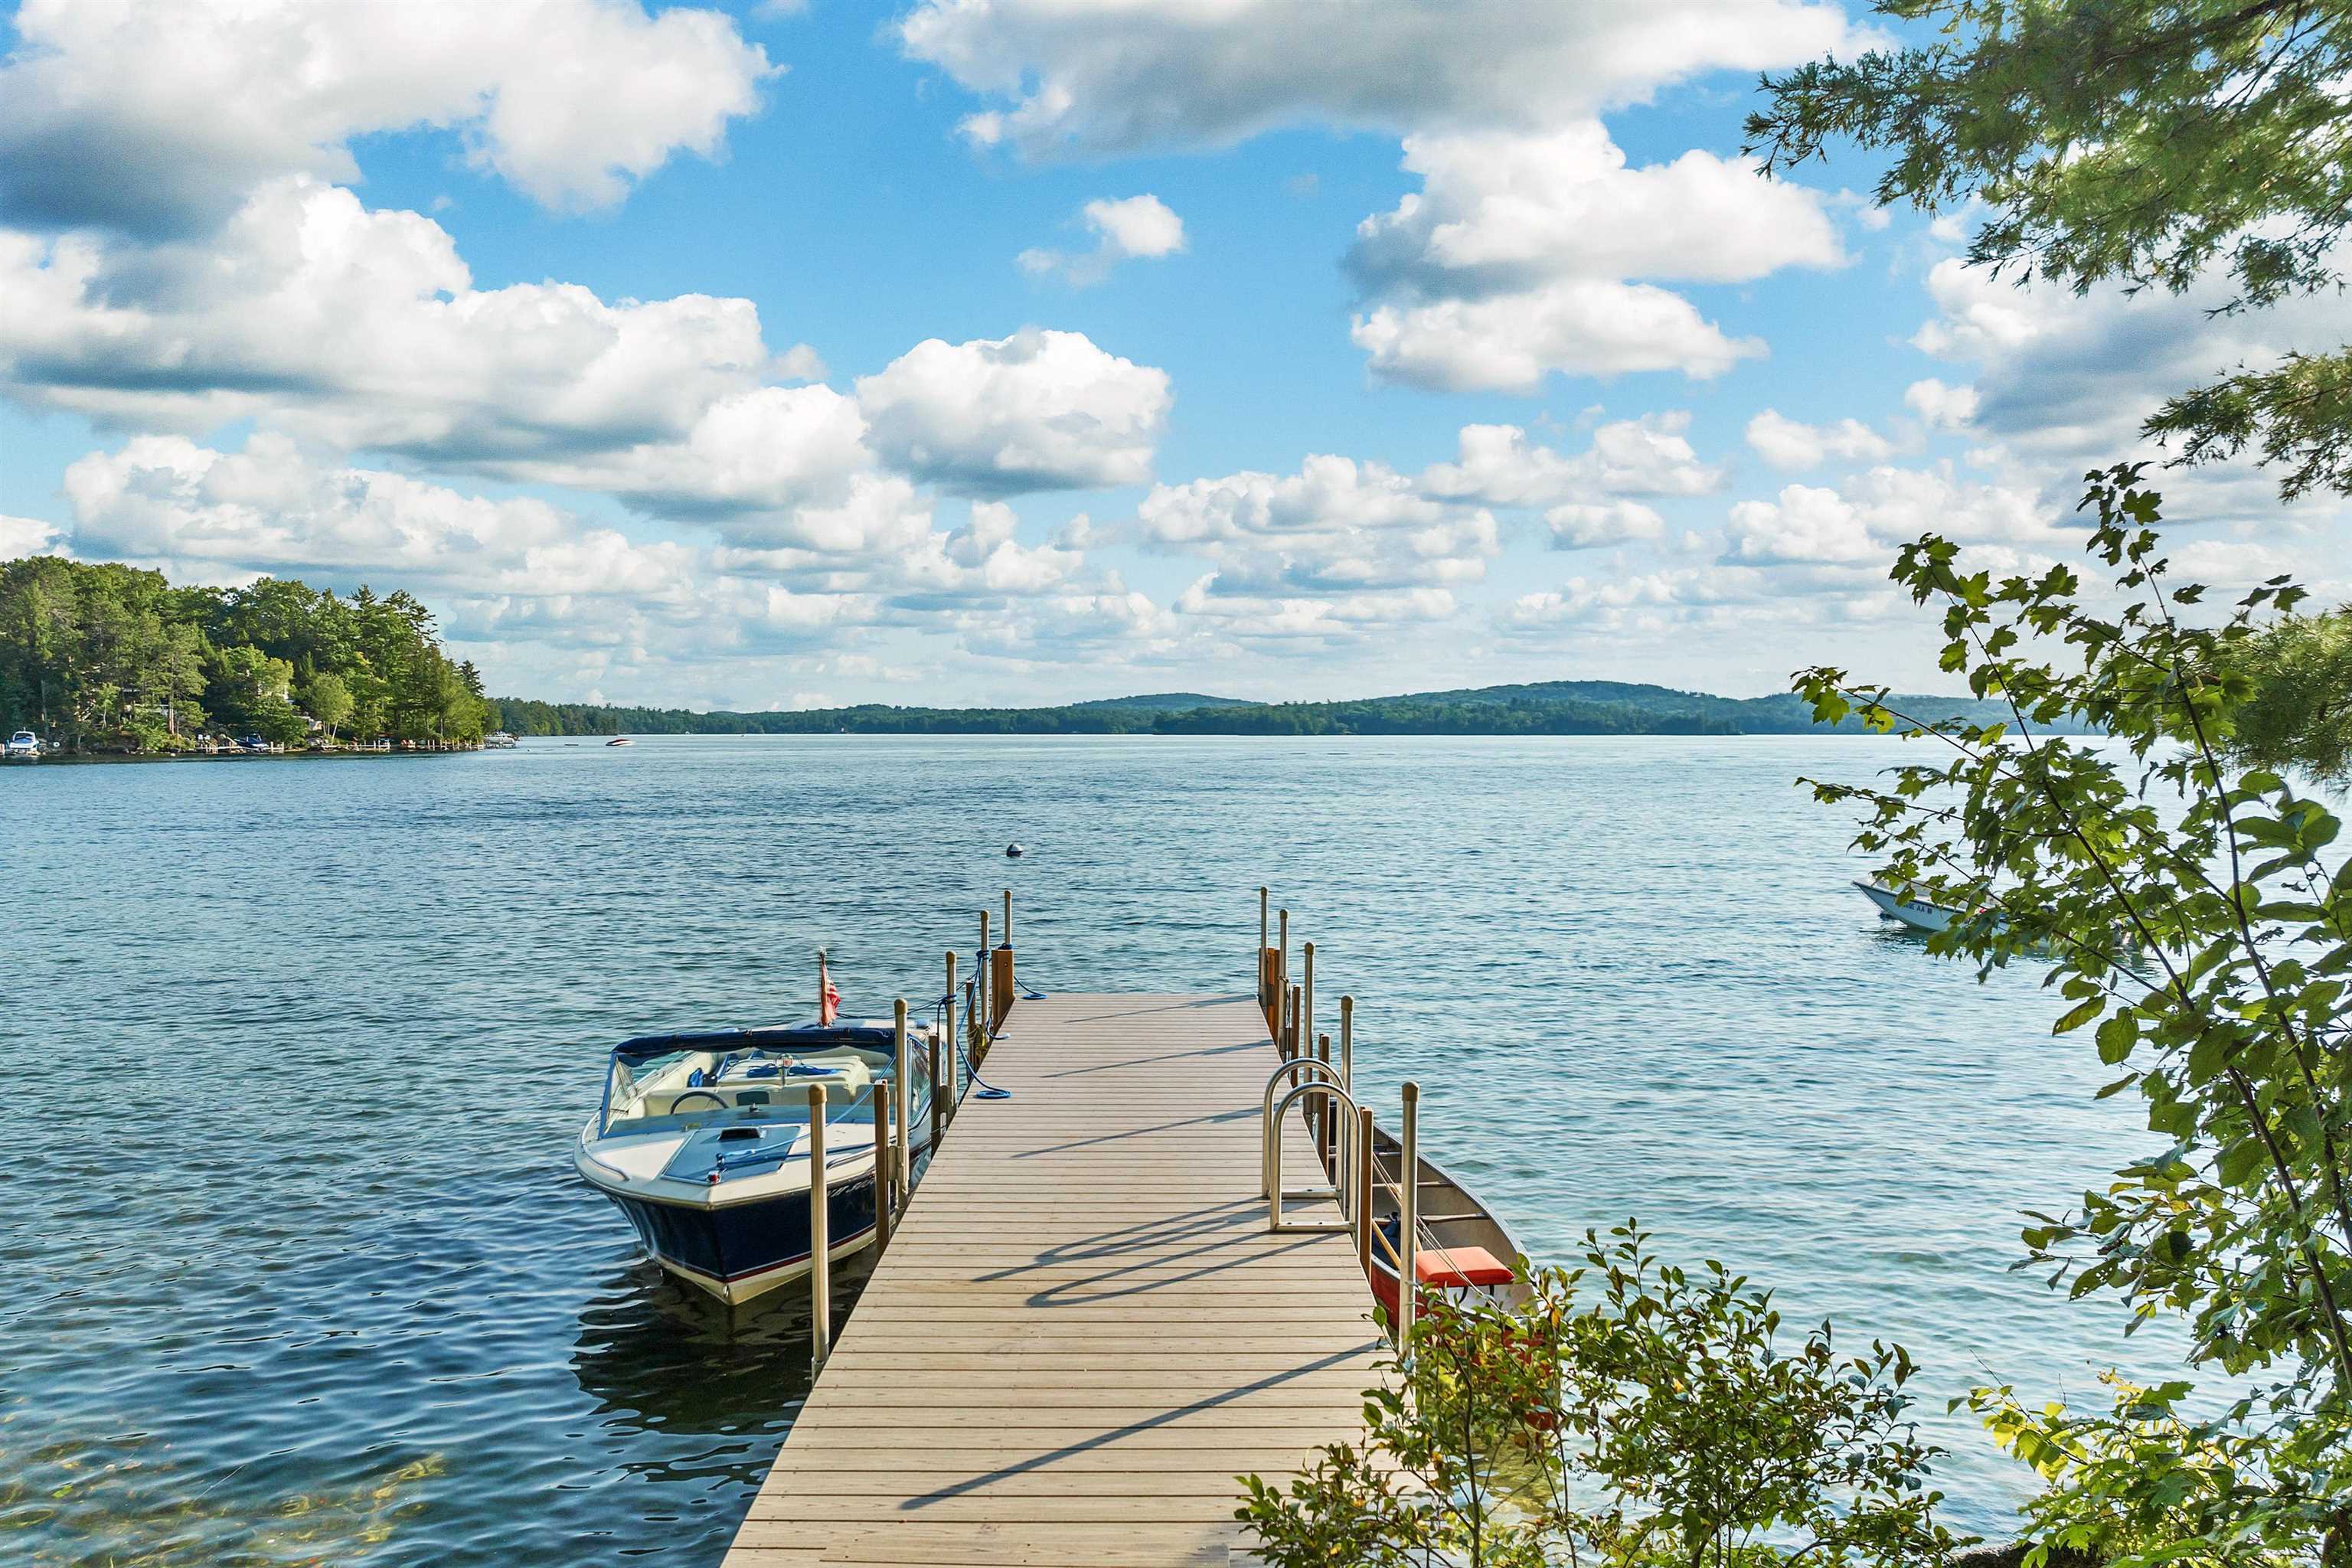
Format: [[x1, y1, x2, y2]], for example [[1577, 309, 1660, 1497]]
[[0, 735, 2182, 1560], [569, 1255, 873, 1444]]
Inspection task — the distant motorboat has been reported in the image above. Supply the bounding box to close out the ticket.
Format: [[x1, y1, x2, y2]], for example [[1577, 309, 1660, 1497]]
[[484, 731, 518, 748], [606, 737, 633, 747], [1855, 877, 1975, 935], [4, 730, 41, 760], [576, 1021, 936, 1305]]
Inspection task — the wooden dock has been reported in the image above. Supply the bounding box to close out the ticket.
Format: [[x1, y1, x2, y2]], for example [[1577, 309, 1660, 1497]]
[[721, 990, 1383, 1567]]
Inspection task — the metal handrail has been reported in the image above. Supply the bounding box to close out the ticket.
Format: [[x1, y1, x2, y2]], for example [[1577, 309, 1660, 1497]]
[[1260, 1057, 1346, 1200], [1266, 1079, 1363, 1236]]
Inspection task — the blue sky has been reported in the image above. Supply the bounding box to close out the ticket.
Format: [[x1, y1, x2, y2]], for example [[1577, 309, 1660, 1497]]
[[0, 1, 2337, 709]]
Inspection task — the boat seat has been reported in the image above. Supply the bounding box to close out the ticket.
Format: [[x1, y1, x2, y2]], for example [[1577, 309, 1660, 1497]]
[[1414, 1245, 1514, 1289]]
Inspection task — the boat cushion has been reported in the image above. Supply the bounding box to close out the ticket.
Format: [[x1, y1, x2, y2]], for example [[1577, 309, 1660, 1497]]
[[1415, 1245, 1514, 1289]]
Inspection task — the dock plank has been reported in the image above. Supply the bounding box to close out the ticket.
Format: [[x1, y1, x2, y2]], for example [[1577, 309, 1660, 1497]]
[[719, 992, 1380, 1568]]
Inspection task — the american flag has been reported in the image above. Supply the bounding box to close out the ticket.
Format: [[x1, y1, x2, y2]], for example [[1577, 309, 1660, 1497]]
[[819, 954, 841, 1025]]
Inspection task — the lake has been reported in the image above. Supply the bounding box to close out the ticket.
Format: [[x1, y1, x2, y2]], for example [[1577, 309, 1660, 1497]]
[[1, 735, 2175, 1564]]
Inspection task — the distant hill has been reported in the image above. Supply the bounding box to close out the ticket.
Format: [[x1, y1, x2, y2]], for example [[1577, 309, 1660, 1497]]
[[1067, 692, 1252, 711], [490, 681, 2076, 739]]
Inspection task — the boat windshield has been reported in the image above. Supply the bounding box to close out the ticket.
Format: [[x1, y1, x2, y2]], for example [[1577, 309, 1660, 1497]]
[[597, 1038, 927, 1137]]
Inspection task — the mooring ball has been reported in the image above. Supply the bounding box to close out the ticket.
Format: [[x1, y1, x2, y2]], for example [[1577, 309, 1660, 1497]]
[[1005, 844, 1024, 858]]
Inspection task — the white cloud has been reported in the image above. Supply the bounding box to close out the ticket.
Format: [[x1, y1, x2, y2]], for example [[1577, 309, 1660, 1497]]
[[1018, 194, 1187, 286], [955, 580, 1186, 664], [1903, 378, 1979, 431], [0, 514, 65, 557], [1345, 125, 1839, 390], [0, 178, 773, 467], [1722, 463, 2070, 568], [1420, 414, 1723, 506], [1353, 279, 1764, 392], [1723, 484, 1878, 565], [1138, 453, 1498, 610], [0, 0, 774, 234], [1545, 501, 1665, 550], [1498, 561, 1908, 645], [52, 435, 1126, 681], [900, 5, 1859, 394], [501, 385, 876, 527], [854, 328, 1172, 495], [897, 0, 1858, 157], [1174, 576, 1458, 649], [0, 183, 1184, 532], [888, 499, 1086, 602], [1351, 126, 1842, 295], [61, 433, 704, 601], [1744, 410, 1895, 472], [706, 473, 937, 563], [1910, 255, 2352, 505]]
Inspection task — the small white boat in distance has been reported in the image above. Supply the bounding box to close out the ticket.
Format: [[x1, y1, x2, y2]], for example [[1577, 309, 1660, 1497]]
[[1855, 878, 1965, 934], [5, 730, 41, 760]]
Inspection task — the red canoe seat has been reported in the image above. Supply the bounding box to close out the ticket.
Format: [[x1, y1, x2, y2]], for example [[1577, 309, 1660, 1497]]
[[1415, 1245, 1514, 1289]]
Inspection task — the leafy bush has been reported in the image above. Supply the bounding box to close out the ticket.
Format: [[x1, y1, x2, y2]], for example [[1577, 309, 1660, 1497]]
[[1238, 1223, 1955, 1568]]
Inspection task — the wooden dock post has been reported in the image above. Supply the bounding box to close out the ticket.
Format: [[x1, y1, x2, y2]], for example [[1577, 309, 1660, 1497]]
[[929, 1029, 943, 1149], [1257, 887, 1275, 1024], [806, 1083, 830, 1371], [871, 1079, 891, 1253], [1301, 942, 1315, 1073], [1356, 1105, 1375, 1276], [1339, 995, 1354, 1096], [991, 947, 1015, 1031], [1279, 907, 1298, 1029], [943, 950, 959, 1110], [983, 890, 1015, 1031], [893, 998, 913, 1209]]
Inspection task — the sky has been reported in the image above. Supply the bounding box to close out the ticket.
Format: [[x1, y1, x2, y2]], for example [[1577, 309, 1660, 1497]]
[[0, 0, 2342, 710]]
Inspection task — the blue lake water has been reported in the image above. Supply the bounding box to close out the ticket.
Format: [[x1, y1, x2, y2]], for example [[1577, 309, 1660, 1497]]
[[1, 735, 2179, 1564]]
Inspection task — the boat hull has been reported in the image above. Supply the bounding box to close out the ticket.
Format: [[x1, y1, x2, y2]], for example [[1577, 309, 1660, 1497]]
[[1363, 1130, 1533, 1322], [593, 1170, 883, 1307], [1855, 879, 1958, 933]]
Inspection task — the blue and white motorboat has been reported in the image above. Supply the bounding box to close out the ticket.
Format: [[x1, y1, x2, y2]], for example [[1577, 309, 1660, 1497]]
[[575, 1021, 936, 1306], [5, 730, 41, 760]]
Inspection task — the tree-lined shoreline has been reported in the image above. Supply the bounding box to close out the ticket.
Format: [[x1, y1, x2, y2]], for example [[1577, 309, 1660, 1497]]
[[485, 681, 2056, 740], [0, 557, 494, 755]]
